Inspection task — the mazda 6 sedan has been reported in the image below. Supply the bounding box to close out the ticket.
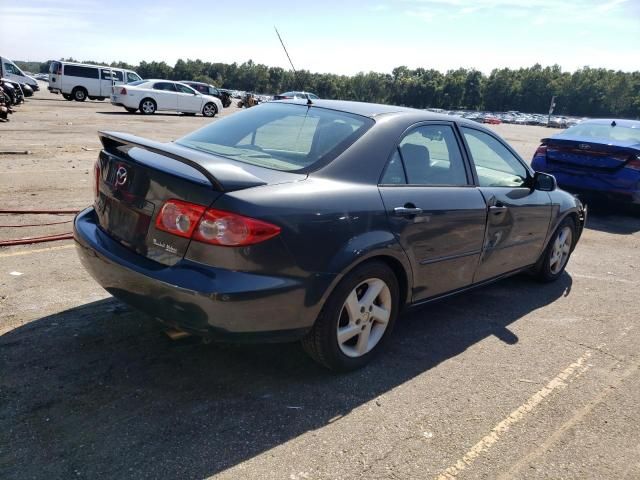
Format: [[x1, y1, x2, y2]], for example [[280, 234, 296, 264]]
[[74, 100, 586, 371]]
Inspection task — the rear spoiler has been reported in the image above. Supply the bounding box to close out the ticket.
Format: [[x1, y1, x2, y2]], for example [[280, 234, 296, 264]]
[[99, 131, 224, 190]]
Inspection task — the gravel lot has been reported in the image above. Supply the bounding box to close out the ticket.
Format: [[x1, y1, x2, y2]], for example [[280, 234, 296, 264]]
[[1, 86, 639, 480]]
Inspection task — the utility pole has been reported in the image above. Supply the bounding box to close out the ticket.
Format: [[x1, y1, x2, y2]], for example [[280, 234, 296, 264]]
[[548, 95, 556, 127]]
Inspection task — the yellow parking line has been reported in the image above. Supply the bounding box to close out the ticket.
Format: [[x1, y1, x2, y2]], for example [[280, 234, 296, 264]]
[[435, 352, 592, 480], [0, 243, 75, 258]]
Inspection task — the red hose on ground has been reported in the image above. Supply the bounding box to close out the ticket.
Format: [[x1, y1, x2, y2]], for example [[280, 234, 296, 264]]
[[0, 209, 79, 214], [0, 209, 79, 246], [0, 233, 74, 246]]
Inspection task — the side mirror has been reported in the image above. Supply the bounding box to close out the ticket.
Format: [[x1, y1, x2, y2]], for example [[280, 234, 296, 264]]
[[533, 171, 557, 191]]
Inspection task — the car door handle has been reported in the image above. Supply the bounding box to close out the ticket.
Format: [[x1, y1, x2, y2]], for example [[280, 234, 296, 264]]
[[489, 205, 509, 214], [393, 206, 423, 216]]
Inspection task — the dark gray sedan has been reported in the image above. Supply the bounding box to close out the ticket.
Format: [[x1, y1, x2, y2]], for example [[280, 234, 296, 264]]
[[74, 100, 586, 371]]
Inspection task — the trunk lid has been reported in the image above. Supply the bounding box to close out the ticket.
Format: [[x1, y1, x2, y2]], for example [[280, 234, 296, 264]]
[[95, 131, 304, 266], [544, 137, 640, 172]]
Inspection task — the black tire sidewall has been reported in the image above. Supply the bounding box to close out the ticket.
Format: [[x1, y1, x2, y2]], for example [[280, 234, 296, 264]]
[[314, 261, 399, 371], [139, 99, 156, 114], [203, 102, 216, 117], [73, 88, 87, 101], [536, 217, 576, 282]]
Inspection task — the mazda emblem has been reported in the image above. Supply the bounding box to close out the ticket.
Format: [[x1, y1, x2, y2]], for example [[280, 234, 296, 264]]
[[115, 166, 128, 187]]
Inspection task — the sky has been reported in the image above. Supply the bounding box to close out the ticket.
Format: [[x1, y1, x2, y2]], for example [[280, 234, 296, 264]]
[[1, 0, 639, 75]]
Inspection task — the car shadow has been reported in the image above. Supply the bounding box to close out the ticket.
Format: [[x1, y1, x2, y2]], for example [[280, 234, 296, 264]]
[[96, 111, 203, 117], [583, 202, 640, 235], [0, 274, 571, 479]]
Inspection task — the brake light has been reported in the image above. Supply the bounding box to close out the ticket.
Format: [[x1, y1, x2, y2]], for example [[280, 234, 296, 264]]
[[119, 87, 127, 95], [93, 161, 101, 199], [155, 200, 281, 246], [155, 200, 206, 239], [534, 144, 547, 156], [625, 155, 640, 171], [193, 208, 281, 246]]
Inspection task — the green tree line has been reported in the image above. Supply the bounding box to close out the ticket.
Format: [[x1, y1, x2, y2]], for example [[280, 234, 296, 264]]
[[15, 59, 640, 118]]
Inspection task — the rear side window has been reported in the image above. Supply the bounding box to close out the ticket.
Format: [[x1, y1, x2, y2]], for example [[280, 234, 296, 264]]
[[153, 82, 177, 91], [461, 127, 528, 187], [386, 125, 468, 186], [63, 65, 99, 79], [177, 103, 373, 171]]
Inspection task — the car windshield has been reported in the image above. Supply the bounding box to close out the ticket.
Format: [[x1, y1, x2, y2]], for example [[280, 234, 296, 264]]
[[176, 103, 373, 171], [564, 123, 640, 143]]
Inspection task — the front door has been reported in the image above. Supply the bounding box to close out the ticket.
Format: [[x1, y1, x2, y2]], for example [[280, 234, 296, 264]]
[[175, 83, 202, 113], [378, 123, 488, 302], [460, 127, 552, 282]]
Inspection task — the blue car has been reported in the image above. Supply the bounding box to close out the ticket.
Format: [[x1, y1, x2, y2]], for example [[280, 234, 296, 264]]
[[531, 119, 640, 205]]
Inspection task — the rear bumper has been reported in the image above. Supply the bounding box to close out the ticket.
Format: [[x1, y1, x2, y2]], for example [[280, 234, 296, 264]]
[[533, 158, 640, 205], [73, 207, 329, 342]]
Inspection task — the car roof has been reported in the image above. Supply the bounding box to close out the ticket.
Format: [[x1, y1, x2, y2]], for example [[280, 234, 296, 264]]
[[276, 99, 468, 123]]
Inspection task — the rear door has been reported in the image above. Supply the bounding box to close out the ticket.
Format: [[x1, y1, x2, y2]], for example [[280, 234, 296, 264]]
[[378, 123, 488, 301], [460, 127, 551, 282], [151, 81, 178, 110], [175, 83, 202, 113]]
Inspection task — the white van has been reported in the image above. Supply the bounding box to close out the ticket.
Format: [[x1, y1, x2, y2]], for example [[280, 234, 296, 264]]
[[48, 61, 142, 101], [1, 56, 39, 90]]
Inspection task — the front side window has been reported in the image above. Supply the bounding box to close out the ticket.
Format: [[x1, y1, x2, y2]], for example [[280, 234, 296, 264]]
[[176, 84, 196, 94], [209, 87, 220, 96], [177, 103, 372, 171], [4, 63, 19, 75], [126, 72, 141, 83], [101, 69, 123, 82], [461, 127, 528, 187], [393, 125, 468, 186]]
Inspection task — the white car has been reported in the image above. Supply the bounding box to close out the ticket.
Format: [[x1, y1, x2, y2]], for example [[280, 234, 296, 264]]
[[111, 79, 223, 117]]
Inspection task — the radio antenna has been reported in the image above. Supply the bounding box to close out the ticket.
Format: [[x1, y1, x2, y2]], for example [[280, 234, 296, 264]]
[[275, 26, 301, 90]]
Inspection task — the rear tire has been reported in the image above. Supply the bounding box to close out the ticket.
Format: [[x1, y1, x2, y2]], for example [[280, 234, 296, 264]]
[[72, 87, 87, 102], [533, 216, 576, 282], [125, 107, 137, 113], [302, 261, 399, 371], [139, 98, 156, 115]]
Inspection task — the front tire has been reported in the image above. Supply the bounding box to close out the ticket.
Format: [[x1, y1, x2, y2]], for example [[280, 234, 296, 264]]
[[202, 102, 217, 117], [533, 216, 576, 282], [139, 98, 156, 115], [302, 261, 399, 371]]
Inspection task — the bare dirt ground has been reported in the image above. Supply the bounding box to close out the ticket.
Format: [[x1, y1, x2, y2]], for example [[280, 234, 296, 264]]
[[1, 86, 639, 480]]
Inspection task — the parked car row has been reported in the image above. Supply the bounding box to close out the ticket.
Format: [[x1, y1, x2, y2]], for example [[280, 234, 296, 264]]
[[427, 108, 585, 128]]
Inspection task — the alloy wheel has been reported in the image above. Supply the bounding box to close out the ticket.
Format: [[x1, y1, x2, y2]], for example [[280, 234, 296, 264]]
[[141, 100, 155, 114], [336, 278, 392, 358], [550, 226, 572, 275]]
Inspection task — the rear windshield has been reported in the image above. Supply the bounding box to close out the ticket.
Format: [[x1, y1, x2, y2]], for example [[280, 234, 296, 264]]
[[565, 123, 640, 143], [176, 103, 373, 171]]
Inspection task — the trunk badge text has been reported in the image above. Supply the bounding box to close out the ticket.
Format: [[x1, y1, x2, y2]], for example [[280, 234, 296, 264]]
[[152, 238, 178, 254]]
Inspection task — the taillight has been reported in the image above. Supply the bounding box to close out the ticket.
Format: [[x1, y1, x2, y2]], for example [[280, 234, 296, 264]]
[[155, 200, 206, 239], [625, 155, 640, 171], [120, 87, 127, 95], [193, 208, 281, 246], [93, 161, 100, 199], [534, 144, 547, 156], [155, 200, 281, 246]]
